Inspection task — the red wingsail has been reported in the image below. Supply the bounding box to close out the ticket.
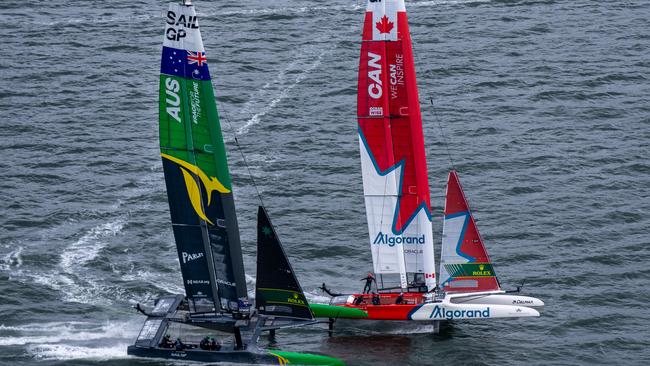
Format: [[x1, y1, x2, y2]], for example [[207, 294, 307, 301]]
[[440, 171, 500, 292]]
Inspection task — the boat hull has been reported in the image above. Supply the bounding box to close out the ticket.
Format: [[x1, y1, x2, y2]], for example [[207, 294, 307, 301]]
[[312, 292, 541, 321], [127, 345, 345, 365], [449, 294, 545, 307]]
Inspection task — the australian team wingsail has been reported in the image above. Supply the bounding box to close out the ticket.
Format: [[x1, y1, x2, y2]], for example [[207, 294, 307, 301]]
[[127, 1, 344, 364], [159, 1, 247, 315], [312, 0, 544, 330]]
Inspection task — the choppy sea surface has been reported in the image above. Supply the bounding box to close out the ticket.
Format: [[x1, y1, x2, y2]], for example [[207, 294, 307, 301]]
[[1, 0, 649, 365]]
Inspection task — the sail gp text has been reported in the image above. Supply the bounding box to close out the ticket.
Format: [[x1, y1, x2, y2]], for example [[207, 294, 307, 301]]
[[429, 305, 490, 320], [165, 10, 199, 41], [373, 232, 425, 246]]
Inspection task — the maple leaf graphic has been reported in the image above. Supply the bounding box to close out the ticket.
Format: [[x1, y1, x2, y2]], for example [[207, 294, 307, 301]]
[[376, 15, 394, 34]]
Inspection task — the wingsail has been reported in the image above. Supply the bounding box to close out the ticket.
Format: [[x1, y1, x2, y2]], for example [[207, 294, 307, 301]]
[[159, 3, 248, 313], [439, 171, 501, 292], [357, 0, 436, 290], [255, 206, 314, 320]]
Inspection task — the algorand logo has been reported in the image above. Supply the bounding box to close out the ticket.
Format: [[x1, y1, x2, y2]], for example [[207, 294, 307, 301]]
[[429, 305, 490, 320], [182, 251, 204, 264], [373, 232, 425, 246], [161, 153, 230, 225]]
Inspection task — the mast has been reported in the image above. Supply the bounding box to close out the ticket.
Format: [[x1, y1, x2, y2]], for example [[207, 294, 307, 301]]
[[159, 2, 248, 314], [357, 0, 436, 291]]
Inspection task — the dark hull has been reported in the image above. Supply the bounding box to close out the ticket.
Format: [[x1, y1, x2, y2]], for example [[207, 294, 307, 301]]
[[127, 345, 279, 364]]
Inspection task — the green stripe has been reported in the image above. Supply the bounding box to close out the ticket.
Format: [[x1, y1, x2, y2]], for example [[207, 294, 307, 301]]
[[159, 75, 231, 189], [444, 263, 495, 278]]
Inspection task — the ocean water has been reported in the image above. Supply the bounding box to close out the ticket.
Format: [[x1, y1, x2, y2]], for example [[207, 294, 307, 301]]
[[1, 0, 649, 365]]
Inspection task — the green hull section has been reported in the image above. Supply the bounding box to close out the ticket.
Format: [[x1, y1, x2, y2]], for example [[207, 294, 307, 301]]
[[309, 304, 368, 319], [268, 350, 345, 366]]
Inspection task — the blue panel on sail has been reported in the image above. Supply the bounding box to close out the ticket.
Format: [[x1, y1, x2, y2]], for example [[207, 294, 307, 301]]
[[161, 46, 211, 80]]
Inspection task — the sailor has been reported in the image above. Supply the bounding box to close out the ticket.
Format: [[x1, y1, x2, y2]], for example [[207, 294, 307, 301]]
[[160, 334, 174, 348], [395, 292, 404, 304], [353, 295, 364, 305], [174, 337, 186, 351], [209, 337, 221, 351], [361, 272, 376, 294], [200, 336, 210, 350], [371, 292, 380, 305]]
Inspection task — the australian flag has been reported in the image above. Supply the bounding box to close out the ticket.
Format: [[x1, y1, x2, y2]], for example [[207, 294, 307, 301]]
[[161, 46, 211, 81]]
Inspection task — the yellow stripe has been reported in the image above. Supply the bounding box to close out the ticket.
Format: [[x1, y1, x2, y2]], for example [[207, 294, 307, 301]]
[[161, 153, 231, 201], [180, 167, 214, 225]]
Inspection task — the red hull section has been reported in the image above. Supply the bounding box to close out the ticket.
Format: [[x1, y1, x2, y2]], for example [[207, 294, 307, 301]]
[[336, 292, 425, 320]]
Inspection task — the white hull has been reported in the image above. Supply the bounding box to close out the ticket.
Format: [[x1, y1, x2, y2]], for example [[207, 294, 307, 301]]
[[449, 294, 545, 308], [409, 300, 540, 321]]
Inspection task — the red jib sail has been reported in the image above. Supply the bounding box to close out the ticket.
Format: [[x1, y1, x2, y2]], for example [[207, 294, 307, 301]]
[[357, 0, 435, 290], [439, 171, 501, 292]]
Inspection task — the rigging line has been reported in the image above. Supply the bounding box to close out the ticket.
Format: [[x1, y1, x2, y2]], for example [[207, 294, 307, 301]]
[[218, 104, 267, 210], [428, 98, 456, 171]]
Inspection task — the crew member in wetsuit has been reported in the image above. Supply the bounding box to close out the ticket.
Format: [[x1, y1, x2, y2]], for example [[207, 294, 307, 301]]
[[353, 295, 364, 305], [396, 292, 404, 304], [371, 292, 380, 305], [361, 272, 376, 294], [200, 336, 210, 350], [174, 337, 186, 351], [160, 334, 174, 348], [209, 337, 221, 351]]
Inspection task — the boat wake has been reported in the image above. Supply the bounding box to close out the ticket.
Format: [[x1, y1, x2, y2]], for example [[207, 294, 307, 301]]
[[0, 245, 23, 271], [0, 320, 139, 361], [28, 343, 132, 361], [60, 219, 126, 273], [237, 44, 332, 135]]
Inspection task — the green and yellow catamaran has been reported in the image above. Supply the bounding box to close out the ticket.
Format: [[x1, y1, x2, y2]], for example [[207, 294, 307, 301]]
[[127, 1, 344, 364]]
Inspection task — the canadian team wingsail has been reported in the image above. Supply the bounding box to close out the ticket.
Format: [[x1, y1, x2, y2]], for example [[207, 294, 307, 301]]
[[311, 0, 543, 329], [357, 0, 436, 291], [127, 2, 344, 364]]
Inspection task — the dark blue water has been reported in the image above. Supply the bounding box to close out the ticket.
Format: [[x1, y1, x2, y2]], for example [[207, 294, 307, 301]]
[[1, 0, 649, 364]]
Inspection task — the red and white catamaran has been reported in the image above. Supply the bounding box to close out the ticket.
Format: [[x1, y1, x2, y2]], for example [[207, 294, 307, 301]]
[[310, 0, 543, 326]]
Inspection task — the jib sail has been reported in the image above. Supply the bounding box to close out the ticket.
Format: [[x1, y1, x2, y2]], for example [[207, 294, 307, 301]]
[[159, 2, 248, 313], [255, 206, 314, 320], [357, 0, 436, 290], [439, 171, 501, 293]]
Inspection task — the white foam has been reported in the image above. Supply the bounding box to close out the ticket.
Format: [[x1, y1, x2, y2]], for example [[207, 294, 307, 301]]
[[1, 320, 138, 347], [60, 219, 126, 272], [304, 289, 333, 304], [0, 246, 23, 271], [121, 269, 184, 295], [28, 343, 132, 361]]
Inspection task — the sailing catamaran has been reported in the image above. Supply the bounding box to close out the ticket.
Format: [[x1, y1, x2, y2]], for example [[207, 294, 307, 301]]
[[311, 0, 543, 329], [127, 1, 343, 364]]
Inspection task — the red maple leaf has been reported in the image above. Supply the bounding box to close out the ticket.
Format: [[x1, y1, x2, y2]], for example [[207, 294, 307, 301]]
[[375, 15, 394, 34]]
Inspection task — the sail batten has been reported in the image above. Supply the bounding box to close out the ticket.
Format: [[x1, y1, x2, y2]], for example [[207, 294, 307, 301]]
[[159, 3, 248, 314], [357, 0, 436, 290]]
